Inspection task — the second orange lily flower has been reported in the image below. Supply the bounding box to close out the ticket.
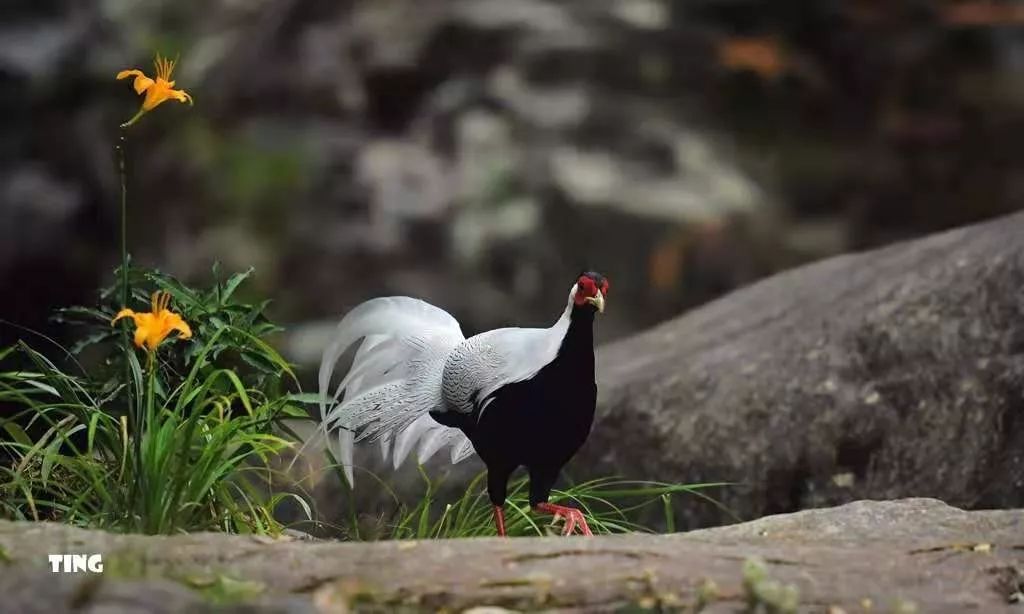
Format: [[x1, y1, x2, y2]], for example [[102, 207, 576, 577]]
[[112, 291, 192, 353], [117, 53, 193, 127]]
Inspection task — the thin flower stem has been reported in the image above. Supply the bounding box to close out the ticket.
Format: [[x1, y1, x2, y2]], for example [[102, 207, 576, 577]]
[[121, 108, 145, 129], [116, 128, 141, 523], [118, 415, 128, 481], [118, 129, 128, 308], [142, 350, 156, 533]]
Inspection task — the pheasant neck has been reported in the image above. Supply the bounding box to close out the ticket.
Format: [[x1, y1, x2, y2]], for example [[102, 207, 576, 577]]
[[558, 306, 595, 362]]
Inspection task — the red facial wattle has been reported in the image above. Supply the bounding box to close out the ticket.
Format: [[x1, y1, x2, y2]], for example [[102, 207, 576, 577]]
[[574, 276, 609, 307], [575, 277, 596, 305]]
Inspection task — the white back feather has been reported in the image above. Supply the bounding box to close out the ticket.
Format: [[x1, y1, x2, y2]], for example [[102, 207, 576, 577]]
[[441, 285, 576, 413]]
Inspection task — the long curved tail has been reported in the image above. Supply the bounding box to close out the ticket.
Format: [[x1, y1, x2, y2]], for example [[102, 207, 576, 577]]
[[318, 297, 475, 486]]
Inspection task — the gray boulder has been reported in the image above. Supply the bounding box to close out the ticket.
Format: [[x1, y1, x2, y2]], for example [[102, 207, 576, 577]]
[[584, 210, 1024, 528]]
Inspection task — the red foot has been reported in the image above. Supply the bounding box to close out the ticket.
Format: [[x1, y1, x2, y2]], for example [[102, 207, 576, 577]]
[[533, 502, 594, 536], [493, 505, 507, 537]]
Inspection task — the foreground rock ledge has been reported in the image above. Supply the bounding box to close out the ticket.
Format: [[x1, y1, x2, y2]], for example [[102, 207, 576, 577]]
[[0, 499, 1021, 613]]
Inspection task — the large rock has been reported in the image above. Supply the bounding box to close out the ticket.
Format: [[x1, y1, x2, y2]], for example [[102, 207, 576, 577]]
[[0, 499, 1021, 612], [583, 210, 1024, 528]]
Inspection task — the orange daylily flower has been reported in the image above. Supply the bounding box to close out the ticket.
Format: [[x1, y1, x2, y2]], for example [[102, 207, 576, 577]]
[[112, 291, 192, 352], [117, 53, 193, 127]]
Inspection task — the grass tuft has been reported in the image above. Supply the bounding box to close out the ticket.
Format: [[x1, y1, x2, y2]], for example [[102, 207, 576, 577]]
[[316, 459, 733, 539]]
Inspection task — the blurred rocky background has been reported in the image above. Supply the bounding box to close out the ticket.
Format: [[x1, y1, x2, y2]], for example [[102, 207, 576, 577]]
[[5, 0, 1023, 349], [3, 0, 1024, 528]]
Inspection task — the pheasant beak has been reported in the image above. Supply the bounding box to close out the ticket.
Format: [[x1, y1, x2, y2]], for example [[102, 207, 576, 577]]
[[585, 290, 605, 313]]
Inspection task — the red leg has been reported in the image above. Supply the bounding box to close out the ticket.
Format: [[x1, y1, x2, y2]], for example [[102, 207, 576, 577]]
[[493, 505, 507, 537], [533, 502, 594, 536]]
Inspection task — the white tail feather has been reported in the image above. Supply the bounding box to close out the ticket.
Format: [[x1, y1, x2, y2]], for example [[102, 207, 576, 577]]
[[392, 413, 433, 469], [325, 428, 355, 487], [418, 425, 456, 464], [451, 437, 475, 464], [318, 297, 476, 487]]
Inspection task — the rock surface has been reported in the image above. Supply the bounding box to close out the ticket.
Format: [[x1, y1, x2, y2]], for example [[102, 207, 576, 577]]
[[0, 499, 1021, 613], [581, 210, 1024, 528]]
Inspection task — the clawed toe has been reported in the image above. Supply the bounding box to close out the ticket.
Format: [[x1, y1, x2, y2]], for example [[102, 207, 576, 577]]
[[565, 509, 593, 536], [534, 502, 594, 537]]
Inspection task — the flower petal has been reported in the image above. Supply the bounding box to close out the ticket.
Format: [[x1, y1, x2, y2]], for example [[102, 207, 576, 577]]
[[168, 88, 193, 106], [165, 314, 193, 340], [117, 69, 155, 95], [111, 308, 137, 325], [132, 75, 155, 95], [133, 325, 149, 349], [142, 83, 168, 111]]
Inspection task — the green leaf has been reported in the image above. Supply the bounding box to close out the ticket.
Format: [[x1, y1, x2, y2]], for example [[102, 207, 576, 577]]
[[21, 379, 59, 397], [148, 274, 202, 310], [86, 411, 103, 455], [2, 423, 32, 448], [69, 330, 118, 355], [243, 300, 273, 326], [283, 393, 326, 404], [219, 268, 254, 305], [277, 404, 309, 419], [238, 351, 277, 375], [40, 431, 73, 485], [51, 306, 111, 324]]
